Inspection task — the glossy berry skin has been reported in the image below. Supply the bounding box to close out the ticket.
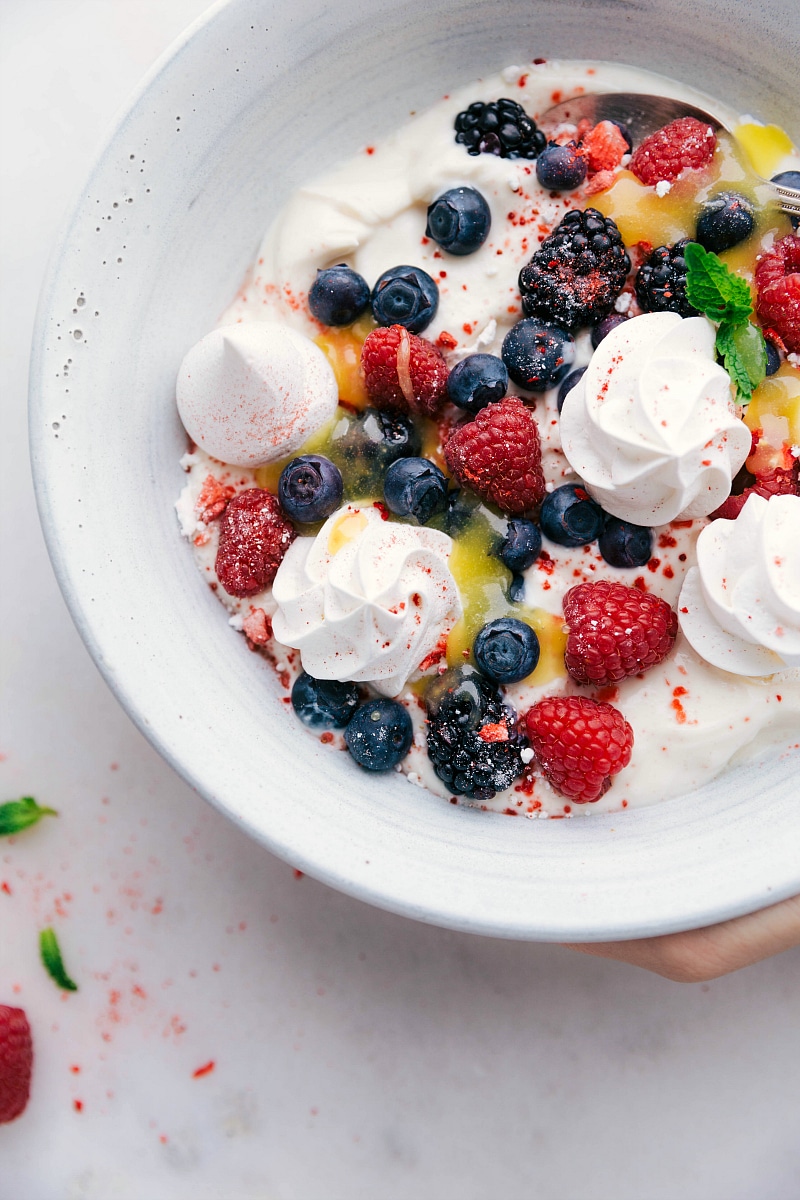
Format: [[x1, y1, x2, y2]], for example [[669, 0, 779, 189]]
[[454, 98, 546, 160], [383, 457, 448, 524], [772, 171, 800, 230], [344, 698, 413, 771], [291, 672, 360, 729], [497, 517, 542, 572], [0, 1006, 33, 1124], [371, 265, 439, 333], [695, 192, 755, 254], [426, 187, 491, 255], [278, 455, 343, 524], [526, 696, 633, 803], [444, 396, 546, 515], [540, 484, 604, 547], [447, 354, 508, 414], [473, 617, 540, 684], [308, 265, 371, 326], [557, 366, 587, 413], [536, 142, 587, 191], [598, 516, 653, 568], [563, 579, 678, 685], [591, 312, 628, 349], [502, 318, 576, 390], [765, 340, 781, 376], [635, 239, 699, 318]]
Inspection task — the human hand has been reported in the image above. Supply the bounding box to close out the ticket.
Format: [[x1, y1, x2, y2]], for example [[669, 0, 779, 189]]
[[565, 895, 800, 982]]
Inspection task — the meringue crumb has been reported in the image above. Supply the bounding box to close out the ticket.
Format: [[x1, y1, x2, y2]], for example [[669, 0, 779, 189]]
[[615, 292, 633, 313], [502, 65, 524, 84], [228, 613, 244, 630], [405, 771, 426, 788], [655, 181, 672, 197], [179, 451, 200, 470], [520, 747, 534, 764]]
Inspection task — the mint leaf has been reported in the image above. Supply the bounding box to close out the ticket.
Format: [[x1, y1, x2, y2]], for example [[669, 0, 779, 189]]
[[684, 243, 753, 324], [717, 322, 756, 403], [0, 797, 58, 837], [39, 927, 78, 992], [732, 322, 768, 390]]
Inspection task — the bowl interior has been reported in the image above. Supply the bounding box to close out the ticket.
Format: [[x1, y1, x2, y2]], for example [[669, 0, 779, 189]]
[[30, 0, 800, 940]]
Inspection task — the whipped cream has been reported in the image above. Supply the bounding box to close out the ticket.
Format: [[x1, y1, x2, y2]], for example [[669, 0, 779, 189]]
[[559, 313, 751, 525], [176, 322, 337, 467], [272, 504, 461, 696], [679, 493, 800, 675]]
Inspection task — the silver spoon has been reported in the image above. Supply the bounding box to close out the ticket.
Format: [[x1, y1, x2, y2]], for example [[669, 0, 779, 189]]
[[537, 92, 800, 218]]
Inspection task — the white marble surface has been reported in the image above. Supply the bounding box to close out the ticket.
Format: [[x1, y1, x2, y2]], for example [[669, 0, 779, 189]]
[[2, 2, 800, 1197]]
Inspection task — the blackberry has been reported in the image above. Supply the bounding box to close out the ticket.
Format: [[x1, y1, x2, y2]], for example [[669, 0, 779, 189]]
[[518, 208, 630, 332], [454, 98, 546, 160], [635, 239, 699, 318], [425, 667, 528, 801]]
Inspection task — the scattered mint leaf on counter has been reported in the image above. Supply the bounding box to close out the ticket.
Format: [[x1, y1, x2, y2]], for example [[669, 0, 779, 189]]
[[39, 928, 78, 992], [0, 797, 58, 837], [684, 242, 767, 402]]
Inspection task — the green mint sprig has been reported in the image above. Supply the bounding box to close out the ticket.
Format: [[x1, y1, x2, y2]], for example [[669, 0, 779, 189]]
[[40, 927, 78, 992], [684, 242, 767, 403], [0, 796, 58, 837]]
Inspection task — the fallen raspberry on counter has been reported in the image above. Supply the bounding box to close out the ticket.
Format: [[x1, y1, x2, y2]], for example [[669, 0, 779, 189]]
[[563, 579, 678, 685], [361, 324, 449, 417], [526, 695, 633, 803], [0, 1005, 33, 1124], [216, 489, 296, 598], [755, 235, 800, 353], [629, 117, 717, 186], [444, 396, 546, 514]]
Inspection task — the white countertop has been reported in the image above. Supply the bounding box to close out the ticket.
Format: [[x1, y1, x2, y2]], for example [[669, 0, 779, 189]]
[[2, 3, 800, 1197]]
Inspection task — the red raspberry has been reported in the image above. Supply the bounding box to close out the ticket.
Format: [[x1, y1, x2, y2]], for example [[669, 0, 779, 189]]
[[361, 325, 449, 417], [629, 117, 717, 186], [563, 580, 678, 685], [0, 1005, 33, 1124], [526, 695, 633, 803], [215, 489, 296, 598], [582, 120, 628, 174], [195, 474, 236, 523], [443, 396, 546, 514], [712, 463, 800, 520], [755, 235, 800, 353]]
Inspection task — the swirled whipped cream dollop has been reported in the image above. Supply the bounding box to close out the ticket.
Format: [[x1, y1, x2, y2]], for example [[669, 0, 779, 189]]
[[272, 505, 461, 696], [678, 493, 800, 675], [559, 313, 751, 525], [177, 322, 338, 468]]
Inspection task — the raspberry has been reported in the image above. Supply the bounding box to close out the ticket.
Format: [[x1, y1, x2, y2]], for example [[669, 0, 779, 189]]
[[755, 235, 800, 353], [582, 121, 629, 174], [712, 462, 800, 520], [0, 1005, 33, 1124], [215, 489, 296, 598], [444, 396, 546, 515], [526, 696, 633, 803], [563, 580, 678, 685], [361, 325, 449, 417], [629, 117, 717, 186]]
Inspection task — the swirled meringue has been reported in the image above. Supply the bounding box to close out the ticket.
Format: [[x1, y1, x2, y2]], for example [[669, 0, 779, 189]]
[[271, 505, 461, 696], [678, 493, 800, 675], [559, 313, 751, 524]]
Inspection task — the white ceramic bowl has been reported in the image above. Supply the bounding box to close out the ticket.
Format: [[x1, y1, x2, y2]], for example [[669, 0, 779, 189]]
[[30, 0, 800, 941]]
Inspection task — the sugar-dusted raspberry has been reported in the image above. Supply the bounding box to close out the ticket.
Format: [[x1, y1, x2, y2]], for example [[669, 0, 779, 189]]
[[629, 117, 717, 186], [443, 396, 546, 515], [215, 489, 296, 598], [526, 695, 633, 803], [755, 235, 800, 353], [582, 120, 629, 174], [361, 325, 449, 418], [563, 580, 678, 685], [0, 1005, 33, 1124], [195, 474, 236, 523]]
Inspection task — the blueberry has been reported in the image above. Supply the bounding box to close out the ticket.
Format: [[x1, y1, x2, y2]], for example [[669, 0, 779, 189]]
[[473, 617, 540, 684], [696, 192, 755, 254], [535, 142, 587, 191], [447, 354, 508, 414], [344, 698, 413, 771], [308, 265, 371, 326], [540, 483, 604, 547], [508, 573, 526, 603], [278, 455, 343, 523], [498, 518, 542, 572], [426, 187, 492, 255], [383, 457, 448, 524], [765, 340, 782, 376], [331, 407, 421, 471], [591, 312, 628, 349], [557, 366, 587, 413], [291, 671, 360, 729], [598, 516, 653, 568], [502, 318, 576, 390], [371, 265, 439, 333], [772, 171, 800, 229]]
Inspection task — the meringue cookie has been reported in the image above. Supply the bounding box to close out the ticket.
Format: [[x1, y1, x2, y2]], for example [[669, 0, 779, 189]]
[[176, 322, 338, 468], [678, 493, 800, 676], [271, 504, 461, 696], [559, 313, 751, 524]]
